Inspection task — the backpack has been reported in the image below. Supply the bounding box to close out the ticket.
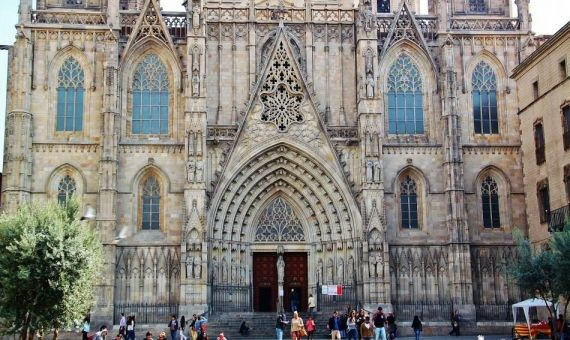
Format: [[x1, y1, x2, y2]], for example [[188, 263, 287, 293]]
[[201, 321, 207, 334]]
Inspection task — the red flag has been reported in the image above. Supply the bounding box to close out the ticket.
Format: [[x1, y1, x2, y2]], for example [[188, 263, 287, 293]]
[[337, 285, 343, 295]]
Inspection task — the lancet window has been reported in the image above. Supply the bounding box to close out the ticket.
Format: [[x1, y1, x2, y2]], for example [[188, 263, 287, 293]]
[[472, 61, 498, 134], [57, 57, 85, 132], [387, 55, 424, 135], [481, 176, 500, 228], [132, 54, 169, 135], [142, 176, 161, 230], [58, 175, 77, 204], [400, 175, 419, 229]]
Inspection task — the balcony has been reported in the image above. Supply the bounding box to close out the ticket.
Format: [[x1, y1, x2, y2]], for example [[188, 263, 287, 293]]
[[548, 204, 570, 232]]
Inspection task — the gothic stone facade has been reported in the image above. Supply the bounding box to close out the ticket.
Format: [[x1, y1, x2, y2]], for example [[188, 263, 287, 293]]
[[3, 0, 535, 324]]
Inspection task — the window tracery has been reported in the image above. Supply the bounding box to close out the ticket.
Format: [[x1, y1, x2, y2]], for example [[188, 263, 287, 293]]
[[132, 54, 169, 135], [57, 57, 85, 132], [57, 175, 76, 204], [400, 175, 418, 229], [481, 176, 500, 228], [142, 176, 161, 230], [260, 41, 304, 132], [472, 61, 498, 134], [255, 197, 305, 242], [469, 0, 487, 12], [387, 55, 424, 135]]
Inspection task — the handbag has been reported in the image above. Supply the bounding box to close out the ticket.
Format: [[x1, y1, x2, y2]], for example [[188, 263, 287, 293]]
[[299, 326, 308, 337]]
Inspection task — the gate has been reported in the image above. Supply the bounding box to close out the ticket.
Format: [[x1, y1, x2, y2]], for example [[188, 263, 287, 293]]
[[210, 284, 252, 313], [316, 281, 358, 312], [113, 303, 179, 324]]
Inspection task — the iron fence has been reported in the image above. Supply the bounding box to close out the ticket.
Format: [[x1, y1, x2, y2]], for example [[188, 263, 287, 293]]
[[393, 302, 453, 322], [113, 303, 179, 324], [475, 304, 513, 321], [211, 284, 252, 313], [549, 204, 570, 232], [316, 282, 358, 312]]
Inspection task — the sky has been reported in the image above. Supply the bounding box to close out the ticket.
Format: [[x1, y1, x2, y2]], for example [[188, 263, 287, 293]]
[[0, 0, 569, 171]]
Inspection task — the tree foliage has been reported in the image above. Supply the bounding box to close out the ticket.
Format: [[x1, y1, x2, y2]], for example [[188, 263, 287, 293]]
[[0, 197, 102, 339]]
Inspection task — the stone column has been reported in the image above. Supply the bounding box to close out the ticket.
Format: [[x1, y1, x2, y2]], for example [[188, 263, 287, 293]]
[[441, 39, 475, 320], [355, 0, 390, 308], [2, 12, 33, 213], [181, 0, 209, 315], [92, 4, 121, 324], [514, 0, 531, 32]]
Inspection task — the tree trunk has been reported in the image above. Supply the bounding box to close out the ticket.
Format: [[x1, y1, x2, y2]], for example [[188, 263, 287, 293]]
[[52, 329, 58, 340]]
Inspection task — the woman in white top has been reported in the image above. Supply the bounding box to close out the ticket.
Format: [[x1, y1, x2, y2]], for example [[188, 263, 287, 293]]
[[291, 311, 304, 340]]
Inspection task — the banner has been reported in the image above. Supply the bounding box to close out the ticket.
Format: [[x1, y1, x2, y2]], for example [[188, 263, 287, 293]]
[[325, 285, 343, 296]]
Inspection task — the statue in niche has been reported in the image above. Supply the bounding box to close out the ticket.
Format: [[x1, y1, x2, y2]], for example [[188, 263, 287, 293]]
[[240, 264, 247, 284], [186, 257, 193, 279], [194, 256, 202, 278], [366, 160, 374, 183], [212, 260, 219, 283], [360, 5, 375, 33], [337, 261, 344, 283], [373, 161, 381, 183], [366, 72, 375, 98], [326, 260, 334, 283], [222, 261, 228, 282], [187, 159, 195, 182], [347, 257, 354, 280], [369, 256, 377, 278], [195, 160, 203, 182], [192, 6, 200, 29], [365, 50, 373, 75], [192, 70, 200, 97], [231, 263, 237, 282], [277, 254, 285, 284]]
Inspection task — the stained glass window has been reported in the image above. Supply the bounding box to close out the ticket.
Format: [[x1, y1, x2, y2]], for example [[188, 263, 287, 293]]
[[472, 61, 498, 134], [378, 0, 390, 13], [469, 0, 487, 12], [387, 55, 424, 135], [481, 176, 500, 228], [132, 54, 169, 135], [400, 175, 418, 229], [57, 57, 84, 131], [142, 176, 161, 230], [58, 175, 76, 204], [255, 197, 305, 242]]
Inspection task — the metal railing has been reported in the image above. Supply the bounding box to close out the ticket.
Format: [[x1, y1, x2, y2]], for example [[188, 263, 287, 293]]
[[113, 303, 179, 324], [475, 304, 513, 321], [393, 302, 453, 322], [549, 204, 570, 232], [211, 284, 252, 313], [316, 282, 358, 312]]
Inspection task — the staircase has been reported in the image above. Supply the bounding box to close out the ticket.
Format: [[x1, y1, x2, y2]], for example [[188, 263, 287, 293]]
[[206, 312, 334, 339]]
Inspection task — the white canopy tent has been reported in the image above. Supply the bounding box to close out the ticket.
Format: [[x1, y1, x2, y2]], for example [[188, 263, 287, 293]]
[[512, 298, 554, 327]]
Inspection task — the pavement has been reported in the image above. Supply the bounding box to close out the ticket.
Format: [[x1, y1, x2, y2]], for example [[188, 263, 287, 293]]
[[392, 337, 510, 340]]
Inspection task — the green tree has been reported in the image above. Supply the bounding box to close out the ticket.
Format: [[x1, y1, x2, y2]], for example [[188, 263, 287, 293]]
[[0, 197, 102, 340], [549, 224, 570, 318]]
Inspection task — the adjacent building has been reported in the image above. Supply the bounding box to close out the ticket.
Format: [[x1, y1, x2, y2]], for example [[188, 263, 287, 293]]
[[512, 21, 570, 245], [3, 0, 536, 325]]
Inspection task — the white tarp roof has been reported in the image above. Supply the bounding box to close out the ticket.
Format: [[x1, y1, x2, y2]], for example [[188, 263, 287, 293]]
[[512, 298, 553, 326]]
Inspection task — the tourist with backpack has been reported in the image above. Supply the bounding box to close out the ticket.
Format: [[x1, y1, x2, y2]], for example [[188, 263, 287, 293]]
[[126, 316, 136, 340], [359, 316, 375, 340], [169, 314, 179, 340], [373, 307, 386, 340]]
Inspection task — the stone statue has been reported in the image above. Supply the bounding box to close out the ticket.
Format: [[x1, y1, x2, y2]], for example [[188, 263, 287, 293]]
[[366, 72, 375, 98], [231, 263, 237, 282], [366, 160, 374, 183], [240, 264, 247, 284], [373, 160, 381, 183], [187, 160, 195, 182], [212, 260, 219, 282], [194, 256, 202, 278], [369, 256, 377, 278], [365, 50, 373, 75], [186, 257, 193, 279], [192, 7, 200, 29], [277, 254, 285, 284], [326, 260, 334, 282], [222, 261, 228, 282], [361, 6, 375, 33], [195, 160, 203, 182], [192, 70, 200, 97]]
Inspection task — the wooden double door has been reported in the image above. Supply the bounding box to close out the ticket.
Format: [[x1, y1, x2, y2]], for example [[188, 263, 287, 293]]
[[252, 252, 308, 312]]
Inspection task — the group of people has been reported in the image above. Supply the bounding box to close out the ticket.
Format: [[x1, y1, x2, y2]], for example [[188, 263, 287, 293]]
[[275, 306, 424, 340]]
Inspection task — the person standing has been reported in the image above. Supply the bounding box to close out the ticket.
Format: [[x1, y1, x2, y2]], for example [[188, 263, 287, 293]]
[[448, 310, 460, 336], [276, 312, 290, 340], [93, 326, 109, 340], [328, 311, 342, 340], [169, 314, 179, 340], [308, 294, 316, 314], [386, 313, 396, 339], [356, 310, 365, 340], [82, 316, 90, 340], [411, 316, 422, 340], [291, 311, 304, 340], [373, 307, 386, 340], [291, 289, 300, 312], [180, 315, 188, 340], [119, 313, 126, 338], [359, 316, 375, 340], [340, 312, 348, 339], [306, 316, 316, 340], [126, 316, 136, 340], [557, 314, 565, 340], [190, 314, 197, 340], [347, 311, 358, 340]]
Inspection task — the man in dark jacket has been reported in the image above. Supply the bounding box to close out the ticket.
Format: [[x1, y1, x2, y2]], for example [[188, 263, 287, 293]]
[[169, 314, 179, 340], [276, 313, 290, 340], [328, 311, 341, 340], [373, 307, 386, 340]]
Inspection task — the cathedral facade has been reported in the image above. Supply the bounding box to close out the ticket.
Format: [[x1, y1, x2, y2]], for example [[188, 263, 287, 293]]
[[3, 0, 536, 324]]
